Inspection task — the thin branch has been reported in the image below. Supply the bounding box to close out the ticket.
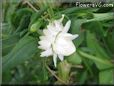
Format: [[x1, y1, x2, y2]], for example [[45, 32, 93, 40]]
[[71, 64, 83, 69], [111, 60, 114, 63], [23, 0, 38, 12], [41, 15, 50, 22], [45, 64, 67, 85]]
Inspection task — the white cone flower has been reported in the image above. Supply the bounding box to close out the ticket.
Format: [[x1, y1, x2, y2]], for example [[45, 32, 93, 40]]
[[38, 14, 79, 67]]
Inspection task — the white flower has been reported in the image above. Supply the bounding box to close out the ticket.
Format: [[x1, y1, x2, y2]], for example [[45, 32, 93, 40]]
[[38, 14, 79, 67]]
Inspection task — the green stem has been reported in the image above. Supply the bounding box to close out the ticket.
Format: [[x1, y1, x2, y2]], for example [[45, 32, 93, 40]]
[[78, 50, 113, 66], [58, 60, 71, 84], [82, 58, 94, 78], [45, 63, 67, 84], [47, 2, 54, 21]]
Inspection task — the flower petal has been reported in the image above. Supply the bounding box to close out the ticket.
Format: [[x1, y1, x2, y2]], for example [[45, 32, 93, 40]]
[[43, 29, 51, 36], [58, 54, 64, 61], [40, 48, 53, 57], [54, 38, 76, 56], [39, 36, 45, 40], [59, 14, 65, 22], [63, 20, 71, 33], [53, 20, 63, 31], [53, 53, 57, 67], [38, 14, 78, 67], [38, 40, 51, 50], [59, 33, 79, 40]]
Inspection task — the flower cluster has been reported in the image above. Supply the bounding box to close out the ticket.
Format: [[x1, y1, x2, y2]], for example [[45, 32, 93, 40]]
[[38, 15, 79, 67]]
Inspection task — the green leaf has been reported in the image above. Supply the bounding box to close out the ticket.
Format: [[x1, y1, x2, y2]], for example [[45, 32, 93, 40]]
[[4, 1, 17, 22], [30, 58, 48, 83], [99, 69, 114, 84], [29, 7, 47, 27], [2, 34, 20, 56], [2, 70, 12, 83], [87, 13, 114, 22], [11, 8, 33, 29], [39, 60, 48, 83], [86, 31, 113, 70], [86, 31, 109, 58], [83, 21, 105, 37], [71, 18, 87, 34], [78, 50, 113, 69], [106, 29, 114, 54], [71, 19, 86, 47], [67, 52, 82, 65], [56, 7, 97, 15], [15, 14, 31, 33], [3, 36, 38, 71], [74, 32, 84, 48], [79, 71, 88, 84]]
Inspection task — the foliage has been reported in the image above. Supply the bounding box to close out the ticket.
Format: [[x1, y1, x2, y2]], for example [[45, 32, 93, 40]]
[[2, 0, 114, 85]]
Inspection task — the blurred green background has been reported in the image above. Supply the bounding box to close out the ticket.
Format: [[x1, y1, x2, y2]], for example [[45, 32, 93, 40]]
[[2, 0, 114, 85]]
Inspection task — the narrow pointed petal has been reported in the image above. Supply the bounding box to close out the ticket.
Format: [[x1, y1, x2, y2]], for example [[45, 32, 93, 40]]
[[59, 14, 65, 22], [38, 45, 49, 50], [38, 46, 44, 49], [60, 33, 79, 40], [55, 14, 65, 23], [58, 54, 64, 61], [72, 34, 79, 39], [43, 29, 50, 36], [38, 40, 51, 48], [53, 54, 57, 67], [47, 24, 55, 32], [40, 48, 53, 57], [53, 20, 63, 31], [63, 20, 71, 33], [39, 36, 45, 40]]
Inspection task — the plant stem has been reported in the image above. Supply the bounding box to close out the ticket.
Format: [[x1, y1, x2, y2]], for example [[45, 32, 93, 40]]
[[45, 64, 67, 84], [71, 64, 83, 69], [23, 0, 38, 12], [78, 50, 113, 66]]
